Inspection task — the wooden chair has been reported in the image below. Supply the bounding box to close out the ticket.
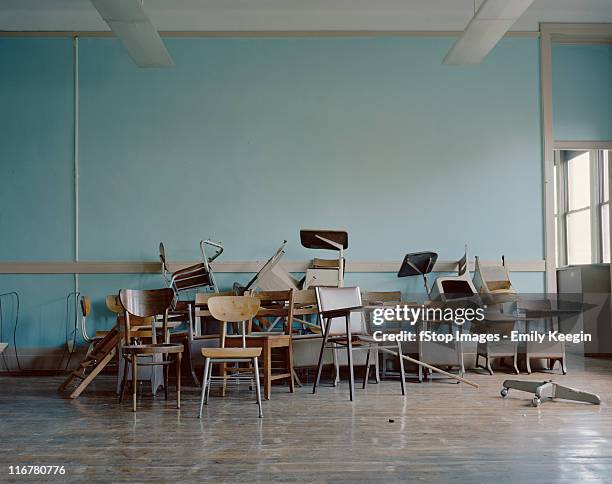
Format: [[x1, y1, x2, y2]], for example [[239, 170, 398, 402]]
[[118, 288, 184, 412], [198, 296, 263, 418], [166, 291, 233, 388], [225, 290, 295, 400], [292, 289, 320, 334], [107, 294, 164, 396], [58, 294, 124, 399], [58, 323, 121, 399]]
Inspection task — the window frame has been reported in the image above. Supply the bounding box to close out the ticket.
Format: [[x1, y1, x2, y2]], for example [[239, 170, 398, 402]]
[[555, 149, 611, 266]]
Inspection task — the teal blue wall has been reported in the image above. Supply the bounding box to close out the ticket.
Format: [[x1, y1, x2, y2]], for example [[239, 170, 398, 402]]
[[1, 36, 545, 354], [0, 38, 75, 356], [79, 37, 543, 262], [552, 44, 612, 140]]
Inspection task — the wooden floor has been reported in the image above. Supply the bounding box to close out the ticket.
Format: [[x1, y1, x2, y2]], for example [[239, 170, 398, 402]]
[[1, 356, 612, 482]]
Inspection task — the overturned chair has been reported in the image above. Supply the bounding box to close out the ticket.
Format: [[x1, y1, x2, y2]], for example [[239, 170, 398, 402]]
[[472, 255, 518, 304], [472, 256, 520, 375], [501, 379, 601, 407], [160, 239, 223, 296], [429, 245, 478, 302]]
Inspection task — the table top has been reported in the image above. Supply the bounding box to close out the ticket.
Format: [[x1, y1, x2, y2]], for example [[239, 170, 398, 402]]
[[482, 308, 582, 322]]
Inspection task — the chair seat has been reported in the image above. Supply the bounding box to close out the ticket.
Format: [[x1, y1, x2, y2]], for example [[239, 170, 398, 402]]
[[122, 343, 184, 355], [201, 347, 262, 358]]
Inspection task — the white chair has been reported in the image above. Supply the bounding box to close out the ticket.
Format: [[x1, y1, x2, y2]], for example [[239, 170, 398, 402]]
[[472, 255, 517, 304], [312, 287, 405, 401], [473, 256, 519, 374], [429, 245, 478, 302], [234, 241, 301, 293]]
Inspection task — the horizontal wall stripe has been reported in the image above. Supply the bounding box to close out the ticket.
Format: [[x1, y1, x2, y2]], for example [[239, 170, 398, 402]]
[[0, 30, 541, 39], [0, 259, 546, 274]]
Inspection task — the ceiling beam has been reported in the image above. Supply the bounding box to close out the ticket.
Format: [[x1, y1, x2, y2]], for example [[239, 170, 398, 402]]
[[443, 0, 536, 65]]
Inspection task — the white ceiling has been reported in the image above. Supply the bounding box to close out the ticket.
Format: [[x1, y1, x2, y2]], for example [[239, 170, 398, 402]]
[[1, 0, 612, 32]]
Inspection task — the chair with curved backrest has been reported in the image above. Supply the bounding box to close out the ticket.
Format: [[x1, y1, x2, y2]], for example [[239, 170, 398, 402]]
[[118, 288, 184, 412], [106, 294, 164, 396], [198, 296, 263, 418]]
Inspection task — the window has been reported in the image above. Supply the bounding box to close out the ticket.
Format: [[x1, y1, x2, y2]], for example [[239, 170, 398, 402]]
[[555, 149, 611, 266], [601, 150, 610, 263]]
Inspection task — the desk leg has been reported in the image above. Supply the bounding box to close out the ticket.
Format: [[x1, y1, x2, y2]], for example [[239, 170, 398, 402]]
[[287, 340, 295, 393], [346, 314, 354, 401], [263, 339, 271, 400]]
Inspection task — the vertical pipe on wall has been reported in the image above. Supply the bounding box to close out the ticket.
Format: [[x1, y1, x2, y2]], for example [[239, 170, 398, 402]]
[[73, 36, 80, 297], [540, 25, 557, 293]]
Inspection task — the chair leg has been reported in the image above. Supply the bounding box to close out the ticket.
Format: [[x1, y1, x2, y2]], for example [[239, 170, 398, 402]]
[[363, 348, 371, 389], [374, 347, 381, 384], [221, 363, 227, 397], [198, 357, 210, 418], [176, 352, 182, 409], [526, 355, 532, 374], [131, 354, 138, 412], [313, 317, 333, 394], [253, 357, 263, 418], [561, 357, 567, 375], [118, 354, 129, 403], [346, 315, 354, 402], [397, 341, 406, 396], [186, 340, 200, 388], [205, 362, 213, 404], [485, 355, 494, 375], [163, 355, 169, 401], [332, 344, 340, 387], [287, 342, 295, 393], [513, 349, 519, 375]]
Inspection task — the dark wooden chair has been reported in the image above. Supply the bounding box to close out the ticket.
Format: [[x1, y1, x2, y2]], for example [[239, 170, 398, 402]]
[[118, 288, 184, 412]]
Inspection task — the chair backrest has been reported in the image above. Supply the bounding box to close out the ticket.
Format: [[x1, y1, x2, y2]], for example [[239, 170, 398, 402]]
[[195, 290, 233, 307], [207, 296, 260, 323], [119, 288, 175, 344], [293, 289, 317, 306], [473, 255, 515, 294], [193, 290, 235, 337], [119, 288, 175, 318], [315, 286, 366, 336], [362, 291, 401, 306], [458, 244, 469, 276], [80, 296, 91, 318], [171, 263, 213, 293], [250, 290, 294, 334], [106, 294, 123, 314]]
